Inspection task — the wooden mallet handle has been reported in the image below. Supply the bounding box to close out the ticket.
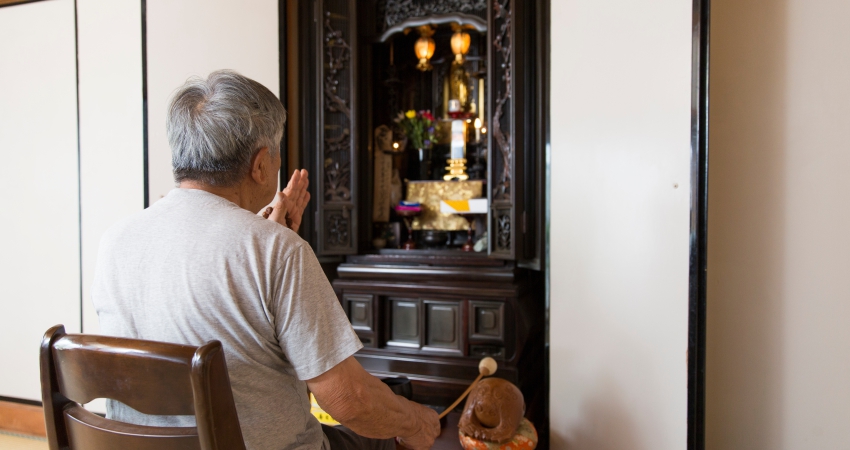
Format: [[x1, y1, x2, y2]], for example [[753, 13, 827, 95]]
[[438, 357, 497, 419]]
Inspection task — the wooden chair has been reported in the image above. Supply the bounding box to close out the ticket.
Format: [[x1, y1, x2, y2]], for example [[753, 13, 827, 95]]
[[39, 324, 246, 450]]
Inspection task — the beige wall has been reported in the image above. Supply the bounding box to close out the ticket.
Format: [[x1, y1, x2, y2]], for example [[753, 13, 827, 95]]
[[706, 0, 850, 448], [146, 0, 280, 203]]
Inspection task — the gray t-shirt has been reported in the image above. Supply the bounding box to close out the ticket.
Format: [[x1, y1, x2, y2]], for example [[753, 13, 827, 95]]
[[92, 188, 362, 450]]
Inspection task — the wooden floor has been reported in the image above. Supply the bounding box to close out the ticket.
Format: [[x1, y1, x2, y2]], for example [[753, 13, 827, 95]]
[[0, 421, 461, 450], [0, 421, 469, 449], [0, 400, 45, 439], [0, 431, 47, 450], [0, 427, 463, 450]]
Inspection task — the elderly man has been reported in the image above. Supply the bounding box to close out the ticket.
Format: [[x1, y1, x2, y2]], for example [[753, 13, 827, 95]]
[[92, 70, 440, 450]]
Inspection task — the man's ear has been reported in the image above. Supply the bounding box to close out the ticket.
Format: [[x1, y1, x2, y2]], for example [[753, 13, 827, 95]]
[[250, 147, 271, 184]]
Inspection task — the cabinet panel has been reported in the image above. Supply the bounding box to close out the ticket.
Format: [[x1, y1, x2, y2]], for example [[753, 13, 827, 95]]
[[424, 301, 462, 354], [344, 295, 373, 331], [388, 299, 420, 348], [470, 301, 504, 340]]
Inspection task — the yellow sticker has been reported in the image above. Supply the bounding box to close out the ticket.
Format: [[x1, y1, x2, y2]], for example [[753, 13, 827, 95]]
[[443, 200, 471, 212], [310, 393, 341, 426]]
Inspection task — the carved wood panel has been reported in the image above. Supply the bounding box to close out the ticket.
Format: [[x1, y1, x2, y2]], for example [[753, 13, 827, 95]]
[[491, 0, 512, 202], [488, 0, 533, 262], [488, 0, 517, 259], [378, 0, 487, 31], [316, 0, 357, 255], [494, 208, 512, 253]]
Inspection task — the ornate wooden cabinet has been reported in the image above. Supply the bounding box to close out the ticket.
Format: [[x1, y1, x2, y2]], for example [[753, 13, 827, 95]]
[[333, 252, 545, 407], [286, 0, 549, 430]]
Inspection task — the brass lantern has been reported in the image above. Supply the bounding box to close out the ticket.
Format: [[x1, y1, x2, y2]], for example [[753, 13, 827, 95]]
[[414, 26, 436, 71], [450, 28, 471, 63]]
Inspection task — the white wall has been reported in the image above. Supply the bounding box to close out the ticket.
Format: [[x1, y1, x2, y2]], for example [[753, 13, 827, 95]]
[[0, 0, 81, 401], [146, 0, 280, 202], [77, 0, 145, 336], [705, 0, 850, 448], [548, 0, 694, 448], [0, 0, 280, 403]]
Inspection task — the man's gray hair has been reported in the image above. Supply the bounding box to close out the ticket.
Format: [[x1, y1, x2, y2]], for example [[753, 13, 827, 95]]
[[167, 70, 287, 187]]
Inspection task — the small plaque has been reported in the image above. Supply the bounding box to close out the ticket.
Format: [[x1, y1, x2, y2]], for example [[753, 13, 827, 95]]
[[372, 152, 393, 223]]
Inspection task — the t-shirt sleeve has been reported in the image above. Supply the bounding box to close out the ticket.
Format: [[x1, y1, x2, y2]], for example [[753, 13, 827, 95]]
[[272, 241, 363, 380]]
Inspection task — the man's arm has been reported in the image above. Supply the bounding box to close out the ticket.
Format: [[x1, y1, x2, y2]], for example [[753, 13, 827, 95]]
[[306, 356, 440, 449]]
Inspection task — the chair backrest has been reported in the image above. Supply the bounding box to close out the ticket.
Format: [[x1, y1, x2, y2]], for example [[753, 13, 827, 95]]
[[40, 325, 246, 450]]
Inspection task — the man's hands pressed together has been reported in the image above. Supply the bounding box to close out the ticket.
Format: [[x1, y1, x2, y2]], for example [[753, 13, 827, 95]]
[[263, 169, 311, 232]]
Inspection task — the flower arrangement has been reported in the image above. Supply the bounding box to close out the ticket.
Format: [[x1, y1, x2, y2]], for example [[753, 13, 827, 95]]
[[394, 110, 436, 150]]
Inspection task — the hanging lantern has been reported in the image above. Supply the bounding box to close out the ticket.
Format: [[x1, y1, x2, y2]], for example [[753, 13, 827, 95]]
[[451, 29, 471, 63], [415, 25, 435, 71]]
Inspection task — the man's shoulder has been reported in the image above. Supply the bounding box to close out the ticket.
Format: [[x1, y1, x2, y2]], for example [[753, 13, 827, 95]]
[[248, 217, 309, 253], [99, 194, 180, 240], [99, 206, 154, 246], [99, 189, 309, 259]]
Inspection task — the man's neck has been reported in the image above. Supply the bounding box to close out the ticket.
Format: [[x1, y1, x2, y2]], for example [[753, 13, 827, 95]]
[[179, 181, 254, 211]]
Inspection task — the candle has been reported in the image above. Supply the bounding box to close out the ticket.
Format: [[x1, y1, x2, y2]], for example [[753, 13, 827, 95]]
[[478, 78, 485, 121], [450, 120, 466, 160], [474, 118, 482, 143], [443, 78, 450, 118]]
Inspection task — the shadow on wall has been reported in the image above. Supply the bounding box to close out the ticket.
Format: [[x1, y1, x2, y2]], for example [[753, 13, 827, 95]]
[[705, 0, 788, 448], [550, 375, 643, 450], [549, 284, 681, 450]]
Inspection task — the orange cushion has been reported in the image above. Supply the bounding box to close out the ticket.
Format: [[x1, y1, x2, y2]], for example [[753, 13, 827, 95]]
[[458, 418, 538, 450]]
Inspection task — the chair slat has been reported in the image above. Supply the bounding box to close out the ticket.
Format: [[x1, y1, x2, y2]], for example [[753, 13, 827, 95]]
[[64, 405, 201, 450]]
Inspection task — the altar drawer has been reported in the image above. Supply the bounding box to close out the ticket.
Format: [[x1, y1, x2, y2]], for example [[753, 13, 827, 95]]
[[423, 300, 463, 355], [344, 295, 374, 331], [469, 301, 504, 341], [387, 298, 421, 348]]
